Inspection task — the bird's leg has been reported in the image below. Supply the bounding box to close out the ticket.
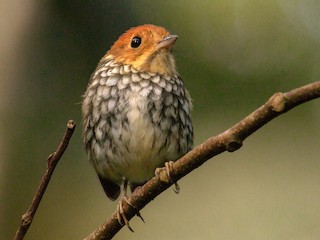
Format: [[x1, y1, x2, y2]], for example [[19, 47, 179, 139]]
[[116, 179, 145, 232], [116, 179, 134, 232], [155, 161, 180, 194]]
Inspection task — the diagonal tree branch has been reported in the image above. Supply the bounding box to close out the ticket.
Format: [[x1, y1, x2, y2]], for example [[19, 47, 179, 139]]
[[84, 81, 320, 240], [14, 120, 76, 240]]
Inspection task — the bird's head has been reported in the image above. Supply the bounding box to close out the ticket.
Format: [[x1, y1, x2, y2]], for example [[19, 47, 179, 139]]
[[105, 24, 178, 76]]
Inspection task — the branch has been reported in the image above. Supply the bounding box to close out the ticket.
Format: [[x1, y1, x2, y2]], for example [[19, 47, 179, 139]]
[[14, 120, 76, 240], [84, 81, 320, 240]]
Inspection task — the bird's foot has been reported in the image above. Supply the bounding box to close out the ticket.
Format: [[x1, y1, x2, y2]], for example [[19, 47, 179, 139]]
[[116, 196, 134, 232], [155, 161, 180, 194], [116, 196, 145, 232]]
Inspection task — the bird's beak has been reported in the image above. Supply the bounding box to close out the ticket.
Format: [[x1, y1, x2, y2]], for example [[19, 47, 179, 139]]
[[157, 35, 178, 50]]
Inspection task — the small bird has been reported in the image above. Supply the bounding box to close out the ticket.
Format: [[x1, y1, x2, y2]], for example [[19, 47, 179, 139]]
[[82, 24, 193, 229]]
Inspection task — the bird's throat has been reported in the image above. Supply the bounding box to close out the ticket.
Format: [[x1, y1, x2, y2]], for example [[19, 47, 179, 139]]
[[141, 51, 177, 76]]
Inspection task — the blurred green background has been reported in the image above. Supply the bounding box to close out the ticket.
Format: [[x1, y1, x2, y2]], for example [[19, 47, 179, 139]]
[[1, 1, 320, 239]]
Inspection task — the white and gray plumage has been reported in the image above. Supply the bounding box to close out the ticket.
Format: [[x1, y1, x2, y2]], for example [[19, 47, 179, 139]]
[[82, 24, 193, 200]]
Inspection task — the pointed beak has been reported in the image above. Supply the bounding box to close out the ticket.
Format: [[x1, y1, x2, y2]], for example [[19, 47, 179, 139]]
[[157, 35, 178, 50]]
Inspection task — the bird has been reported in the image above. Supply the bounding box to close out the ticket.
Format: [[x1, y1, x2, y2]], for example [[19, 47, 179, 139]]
[[82, 24, 193, 230]]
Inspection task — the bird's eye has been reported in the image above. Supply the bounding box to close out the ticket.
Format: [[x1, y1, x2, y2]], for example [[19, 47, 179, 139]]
[[131, 36, 141, 48]]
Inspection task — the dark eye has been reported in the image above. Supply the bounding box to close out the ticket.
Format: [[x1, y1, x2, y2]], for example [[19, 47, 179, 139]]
[[131, 36, 141, 48]]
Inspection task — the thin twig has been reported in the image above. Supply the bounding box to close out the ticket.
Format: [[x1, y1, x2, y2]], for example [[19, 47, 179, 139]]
[[84, 81, 320, 240], [14, 120, 76, 240]]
